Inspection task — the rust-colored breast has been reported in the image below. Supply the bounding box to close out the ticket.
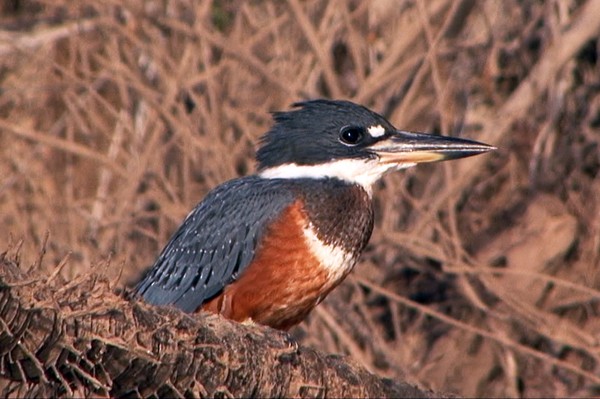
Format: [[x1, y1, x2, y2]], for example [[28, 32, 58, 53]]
[[201, 200, 339, 330]]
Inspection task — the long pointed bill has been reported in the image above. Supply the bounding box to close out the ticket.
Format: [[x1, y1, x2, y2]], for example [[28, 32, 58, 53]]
[[369, 130, 496, 165]]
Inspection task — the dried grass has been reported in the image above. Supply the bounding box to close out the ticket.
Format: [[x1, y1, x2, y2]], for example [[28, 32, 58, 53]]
[[1, 0, 600, 396]]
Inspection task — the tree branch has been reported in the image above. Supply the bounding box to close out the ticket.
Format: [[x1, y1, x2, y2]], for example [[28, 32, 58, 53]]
[[0, 254, 447, 398]]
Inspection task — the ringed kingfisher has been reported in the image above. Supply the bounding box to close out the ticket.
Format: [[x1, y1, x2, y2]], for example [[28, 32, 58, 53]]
[[135, 99, 494, 330]]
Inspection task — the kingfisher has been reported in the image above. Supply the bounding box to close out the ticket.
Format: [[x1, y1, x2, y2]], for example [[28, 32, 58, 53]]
[[135, 99, 494, 330]]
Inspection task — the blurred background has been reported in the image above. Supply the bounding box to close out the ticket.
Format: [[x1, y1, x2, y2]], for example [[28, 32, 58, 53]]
[[1, 0, 599, 396]]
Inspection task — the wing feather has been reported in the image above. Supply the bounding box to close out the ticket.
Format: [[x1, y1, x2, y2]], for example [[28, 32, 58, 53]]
[[135, 176, 296, 313]]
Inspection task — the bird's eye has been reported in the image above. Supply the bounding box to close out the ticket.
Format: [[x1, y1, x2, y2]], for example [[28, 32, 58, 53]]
[[339, 126, 364, 146]]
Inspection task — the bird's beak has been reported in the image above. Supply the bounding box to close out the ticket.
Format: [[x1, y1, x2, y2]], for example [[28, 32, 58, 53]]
[[369, 130, 496, 165]]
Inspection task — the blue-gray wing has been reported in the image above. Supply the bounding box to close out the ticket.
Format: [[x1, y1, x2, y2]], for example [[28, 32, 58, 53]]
[[134, 176, 296, 313]]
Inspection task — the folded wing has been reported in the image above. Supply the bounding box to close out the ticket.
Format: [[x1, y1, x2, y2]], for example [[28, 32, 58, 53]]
[[135, 176, 296, 313]]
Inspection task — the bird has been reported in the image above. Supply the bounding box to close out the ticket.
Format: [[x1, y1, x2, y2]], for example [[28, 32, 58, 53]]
[[134, 99, 495, 330]]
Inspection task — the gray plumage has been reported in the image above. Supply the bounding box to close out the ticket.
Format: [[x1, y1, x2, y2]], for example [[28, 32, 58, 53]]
[[135, 176, 297, 312]]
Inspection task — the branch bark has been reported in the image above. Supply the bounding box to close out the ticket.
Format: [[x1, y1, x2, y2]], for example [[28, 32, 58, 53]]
[[0, 254, 447, 398]]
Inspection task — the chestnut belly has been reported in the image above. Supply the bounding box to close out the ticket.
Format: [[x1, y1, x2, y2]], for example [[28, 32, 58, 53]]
[[200, 200, 357, 330]]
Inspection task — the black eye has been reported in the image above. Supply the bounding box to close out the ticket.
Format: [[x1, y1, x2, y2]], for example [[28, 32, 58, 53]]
[[339, 125, 364, 146]]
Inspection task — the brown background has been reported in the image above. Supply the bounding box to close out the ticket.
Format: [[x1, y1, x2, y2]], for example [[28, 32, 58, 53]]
[[1, 1, 599, 397]]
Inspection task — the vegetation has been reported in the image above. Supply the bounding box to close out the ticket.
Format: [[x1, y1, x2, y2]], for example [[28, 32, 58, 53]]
[[1, 0, 599, 397]]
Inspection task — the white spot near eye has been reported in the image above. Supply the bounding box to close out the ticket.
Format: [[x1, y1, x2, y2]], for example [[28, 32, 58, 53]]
[[367, 124, 385, 138]]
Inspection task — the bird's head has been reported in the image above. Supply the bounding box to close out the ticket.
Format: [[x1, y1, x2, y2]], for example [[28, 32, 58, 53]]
[[257, 100, 495, 192]]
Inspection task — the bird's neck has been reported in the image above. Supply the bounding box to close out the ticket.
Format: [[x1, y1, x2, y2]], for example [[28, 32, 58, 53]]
[[258, 159, 402, 196]]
